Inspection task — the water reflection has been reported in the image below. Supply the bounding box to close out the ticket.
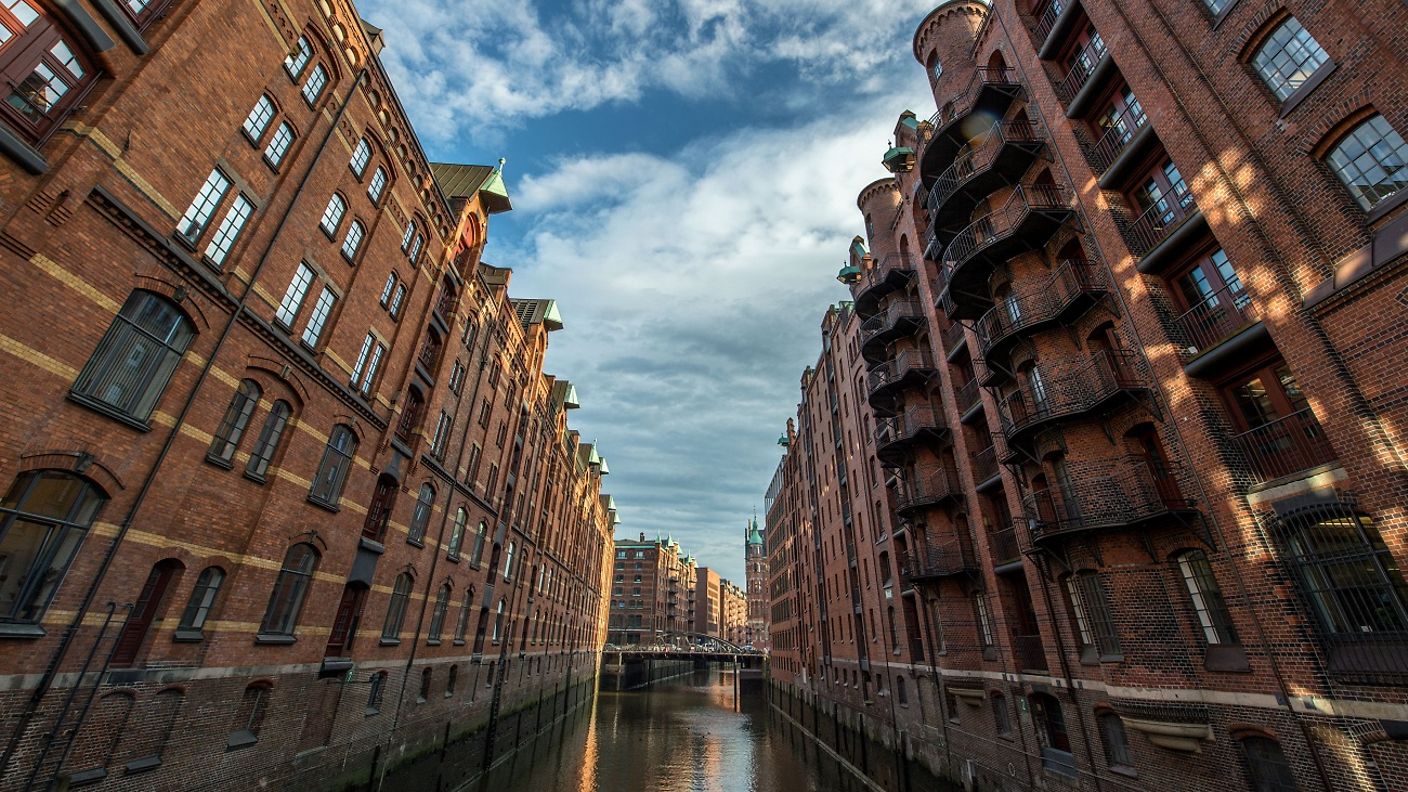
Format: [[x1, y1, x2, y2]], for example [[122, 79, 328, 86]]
[[465, 669, 876, 792]]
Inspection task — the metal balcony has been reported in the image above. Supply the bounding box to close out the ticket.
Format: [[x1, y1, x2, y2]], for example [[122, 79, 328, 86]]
[[860, 299, 928, 365], [852, 253, 916, 316], [866, 350, 937, 415], [928, 118, 1047, 238], [1230, 407, 1338, 485], [975, 259, 1110, 372], [941, 319, 968, 359], [1021, 455, 1197, 548], [875, 406, 950, 465], [894, 466, 963, 515], [1052, 36, 1111, 111], [900, 532, 977, 582], [955, 378, 983, 421], [1081, 104, 1154, 186], [938, 185, 1077, 319], [1026, 0, 1083, 59], [920, 67, 1024, 184], [1123, 191, 1206, 274], [1171, 283, 1259, 360], [997, 349, 1150, 453], [988, 520, 1024, 567], [972, 444, 1002, 489], [1010, 633, 1050, 673]]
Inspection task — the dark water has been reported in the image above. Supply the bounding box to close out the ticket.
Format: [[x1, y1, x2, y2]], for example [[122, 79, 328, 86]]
[[463, 669, 880, 792]]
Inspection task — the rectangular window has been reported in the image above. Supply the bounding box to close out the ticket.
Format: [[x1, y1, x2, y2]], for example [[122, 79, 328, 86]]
[[275, 263, 315, 327], [242, 95, 275, 142], [203, 194, 254, 267], [263, 121, 294, 168], [389, 285, 406, 320], [467, 443, 482, 484], [486, 463, 499, 495], [350, 334, 385, 396], [449, 361, 465, 393], [479, 399, 491, 428], [431, 412, 452, 457], [301, 64, 328, 106], [177, 169, 231, 242], [301, 287, 335, 348]]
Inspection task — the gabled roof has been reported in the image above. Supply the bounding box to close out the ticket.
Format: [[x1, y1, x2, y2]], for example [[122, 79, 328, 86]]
[[511, 298, 564, 331], [430, 162, 513, 214]]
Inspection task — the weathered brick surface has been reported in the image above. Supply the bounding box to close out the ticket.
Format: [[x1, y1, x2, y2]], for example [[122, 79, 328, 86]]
[[0, 2, 615, 789], [769, 2, 1408, 791]]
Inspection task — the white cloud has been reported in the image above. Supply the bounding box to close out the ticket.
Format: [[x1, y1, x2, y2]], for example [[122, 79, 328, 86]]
[[497, 91, 925, 581], [360, 0, 937, 141]]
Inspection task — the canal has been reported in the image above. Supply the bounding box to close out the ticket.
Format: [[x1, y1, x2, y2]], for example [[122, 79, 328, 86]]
[[454, 667, 888, 792]]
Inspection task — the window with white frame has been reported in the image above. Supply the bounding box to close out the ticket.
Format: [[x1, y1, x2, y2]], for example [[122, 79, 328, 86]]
[[177, 169, 232, 242], [203, 194, 254, 267], [242, 95, 276, 142], [284, 36, 312, 78], [319, 194, 346, 235], [263, 121, 294, 168], [349, 137, 371, 176], [1324, 113, 1408, 210], [1251, 16, 1329, 101], [301, 287, 335, 347], [368, 166, 388, 203], [275, 262, 315, 327], [341, 220, 365, 261], [301, 64, 328, 106], [350, 333, 385, 395]]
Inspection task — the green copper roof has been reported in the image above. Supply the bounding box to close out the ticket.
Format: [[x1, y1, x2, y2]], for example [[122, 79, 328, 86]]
[[747, 516, 764, 546], [849, 237, 868, 258], [837, 264, 862, 284], [429, 160, 512, 214]]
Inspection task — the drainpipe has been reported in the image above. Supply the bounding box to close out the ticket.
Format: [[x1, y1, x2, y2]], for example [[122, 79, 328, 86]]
[[1, 67, 370, 786]]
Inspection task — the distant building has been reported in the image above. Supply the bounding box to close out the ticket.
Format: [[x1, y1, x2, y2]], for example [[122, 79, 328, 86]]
[[607, 534, 696, 645], [693, 566, 723, 638], [744, 516, 769, 649]]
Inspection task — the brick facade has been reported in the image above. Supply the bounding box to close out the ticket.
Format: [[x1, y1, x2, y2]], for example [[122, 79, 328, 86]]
[[0, 1, 616, 789], [767, 1, 1408, 791]]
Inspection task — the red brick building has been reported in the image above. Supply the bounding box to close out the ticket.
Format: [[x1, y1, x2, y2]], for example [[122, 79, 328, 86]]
[[0, 1, 617, 789], [606, 533, 697, 646], [744, 515, 769, 649], [768, 1, 1408, 791]]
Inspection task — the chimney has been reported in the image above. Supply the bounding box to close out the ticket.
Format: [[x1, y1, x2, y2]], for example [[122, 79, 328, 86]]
[[639, 532, 645, 542]]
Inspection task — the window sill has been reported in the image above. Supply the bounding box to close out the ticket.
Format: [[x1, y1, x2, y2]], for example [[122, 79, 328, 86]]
[[446, 554, 460, 563], [407, 539, 425, 549], [0, 622, 46, 639], [67, 768, 106, 787], [365, 708, 380, 717], [67, 392, 153, 432], [380, 638, 401, 646], [172, 629, 204, 643], [262, 155, 285, 172], [204, 454, 234, 470], [1209, 0, 1239, 29], [306, 494, 341, 513], [1366, 186, 1408, 224], [1110, 765, 1139, 779], [254, 633, 296, 645], [427, 639, 441, 646], [226, 730, 258, 750], [1278, 61, 1336, 119], [124, 755, 161, 774], [453, 639, 466, 646]]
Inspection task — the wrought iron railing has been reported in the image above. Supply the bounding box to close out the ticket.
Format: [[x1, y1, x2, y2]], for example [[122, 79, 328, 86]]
[[942, 184, 1073, 269], [1171, 282, 1257, 356], [854, 252, 915, 296], [1084, 104, 1148, 174], [1229, 407, 1337, 483], [1027, 0, 1067, 43], [955, 378, 982, 416], [434, 288, 458, 321], [972, 444, 1000, 485], [896, 466, 962, 513], [1021, 455, 1194, 542], [924, 67, 1021, 132], [988, 520, 1023, 565], [929, 118, 1044, 212], [1053, 35, 1109, 104], [1010, 633, 1050, 672], [942, 318, 967, 353], [900, 530, 976, 580], [860, 299, 926, 344], [1122, 190, 1198, 256], [875, 405, 946, 446], [867, 350, 936, 395], [998, 349, 1147, 441], [417, 333, 443, 373], [974, 259, 1107, 359]]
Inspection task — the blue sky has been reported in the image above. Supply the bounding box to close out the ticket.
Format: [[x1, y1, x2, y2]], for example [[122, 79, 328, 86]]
[[360, 0, 936, 582]]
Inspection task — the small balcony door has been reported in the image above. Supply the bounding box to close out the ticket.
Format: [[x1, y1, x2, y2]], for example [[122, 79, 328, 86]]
[[326, 584, 367, 657], [111, 560, 183, 667]]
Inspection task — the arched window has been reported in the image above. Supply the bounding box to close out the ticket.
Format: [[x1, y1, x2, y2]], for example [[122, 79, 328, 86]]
[[1239, 735, 1298, 791], [363, 474, 397, 542], [228, 683, 271, 748], [493, 598, 506, 642], [326, 582, 366, 657], [417, 667, 432, 702], [111, 559, 183, 666], [0, 470, 106, 624], [1324, 113, 1408, 210], [504, 540, 516, 581], [0, 4, 98, 144], [1098, 712, 1133, 769], [341, 220, 365, 261], [259, 544, 318, 636], [319, 193, 346, 235], [428, 582, 451, 642], [446, 664, 458, 696], [454, 588, 473, 643], [245, 400, 291, 480], [209, 379, 261, 464], [366, 670, 387, 713], [895, 675, 908, 705], [349, 137, 372, 176], [1174, 550, 1238, 645], [177, 566, 225, 637], [1250, 16, 1329, 102], [284, 35, 312, 78], [447, 507, 467, 559], [407, 483, 435, 544], [382, 572, 413, 642], [368, 166, 388, 204], [263, 121, 294, 168], [65, 691, 132, 780], [1030, 693, 1073, 772], [73, 290, 194, 422], [301, 63, 328, 106], [243, 94, 276, 142], [309, 424, 356, 506], [471, 521, 487, 565]]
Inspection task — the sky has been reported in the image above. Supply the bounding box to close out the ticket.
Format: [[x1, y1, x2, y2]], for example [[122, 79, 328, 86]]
[[359, 0, 937, 583]]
